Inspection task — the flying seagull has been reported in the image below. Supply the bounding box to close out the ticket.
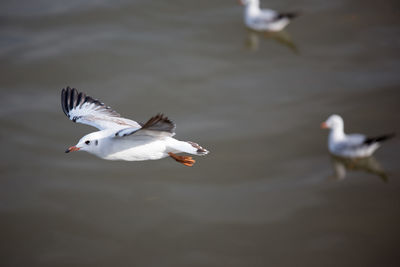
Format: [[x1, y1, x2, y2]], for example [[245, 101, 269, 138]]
[[61, 87, 209, 166]]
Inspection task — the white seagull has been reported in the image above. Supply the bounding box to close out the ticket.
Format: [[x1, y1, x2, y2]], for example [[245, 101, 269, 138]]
[[62, 87, 209, 166], [321, 114, 395, 158], [239, 0, 298, 32]]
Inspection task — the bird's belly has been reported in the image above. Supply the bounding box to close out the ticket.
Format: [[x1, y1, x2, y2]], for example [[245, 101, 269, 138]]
[[332, 144, 379, 158], [269, 19, 290, 31], [101, 139, 168, 161]]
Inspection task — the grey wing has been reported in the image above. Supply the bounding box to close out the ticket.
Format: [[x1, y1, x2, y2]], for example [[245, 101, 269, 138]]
[[61, 87, 141, 130], [255, 9, 279, 23], [335, 134, 367, 151], [256, 10, 297, 24], [114, 113, 176, 138], [346, 134, 367, 146]]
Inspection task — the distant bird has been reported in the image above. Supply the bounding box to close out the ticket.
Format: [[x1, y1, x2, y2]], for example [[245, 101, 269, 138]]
[[239, 0, 298, 32], [321, 114, 395, 158], [61, 87, 209, 166]]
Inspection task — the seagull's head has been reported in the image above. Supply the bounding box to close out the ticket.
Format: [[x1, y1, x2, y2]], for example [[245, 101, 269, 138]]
[[65, 132, 102, 154], [321, 114, 344, 130], [238, 0, 257, 6]]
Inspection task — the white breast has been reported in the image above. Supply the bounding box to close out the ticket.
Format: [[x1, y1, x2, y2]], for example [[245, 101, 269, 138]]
[[97, 136, 169, 161]]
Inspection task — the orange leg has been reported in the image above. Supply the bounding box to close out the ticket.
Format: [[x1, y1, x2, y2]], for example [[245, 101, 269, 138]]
[[168, 152, 195, 167]]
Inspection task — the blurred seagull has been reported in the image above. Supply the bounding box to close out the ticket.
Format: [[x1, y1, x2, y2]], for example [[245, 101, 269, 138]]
[[321, 114, 395, 158], [239, 0, 298, 32], [61, 87, 209, 166]]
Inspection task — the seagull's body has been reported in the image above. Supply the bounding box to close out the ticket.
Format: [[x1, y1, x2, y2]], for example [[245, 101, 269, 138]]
[[239, 0, 298, 32], [62, 87, 209, 166], [321, 114, 394, 158]]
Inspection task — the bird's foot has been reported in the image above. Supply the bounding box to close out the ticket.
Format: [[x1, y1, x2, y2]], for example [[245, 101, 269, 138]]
[[168, 152, 195, 167]]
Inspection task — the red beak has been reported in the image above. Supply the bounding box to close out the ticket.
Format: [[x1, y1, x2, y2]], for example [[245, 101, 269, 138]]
[[65, 146, 80, 153], [320, 122, 328, 129]]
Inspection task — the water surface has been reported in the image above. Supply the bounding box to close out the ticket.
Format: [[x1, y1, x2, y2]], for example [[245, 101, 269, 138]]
[[1, 0, 399, 266]]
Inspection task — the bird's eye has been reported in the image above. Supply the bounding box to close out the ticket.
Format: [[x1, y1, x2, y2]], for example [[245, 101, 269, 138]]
[[85, 140, 90, 145]]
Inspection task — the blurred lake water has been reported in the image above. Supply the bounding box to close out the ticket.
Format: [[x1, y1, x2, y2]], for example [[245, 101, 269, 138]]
[[0, 0, 399, 266]]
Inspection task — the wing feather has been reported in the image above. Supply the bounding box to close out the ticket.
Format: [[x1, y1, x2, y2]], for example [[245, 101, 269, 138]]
[[115, 113, 176, 138], [61, 87, 141, 130]]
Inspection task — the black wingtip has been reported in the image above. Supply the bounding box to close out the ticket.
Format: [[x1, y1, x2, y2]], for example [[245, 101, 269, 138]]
[[277, 12, 300, 20], [70, 88, 78, 110], [364, 133, 396, 145], [61, 86, 121, 122], [61, 86, 70, 116]]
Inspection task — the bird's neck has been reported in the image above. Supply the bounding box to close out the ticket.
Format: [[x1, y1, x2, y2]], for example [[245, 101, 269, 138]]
[[245, 1, 260, 15], [329, 125, 345, 142]]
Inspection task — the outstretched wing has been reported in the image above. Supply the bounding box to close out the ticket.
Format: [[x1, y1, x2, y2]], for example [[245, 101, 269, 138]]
[[115, 113, 176, 138], [61, 87, 141, 130]]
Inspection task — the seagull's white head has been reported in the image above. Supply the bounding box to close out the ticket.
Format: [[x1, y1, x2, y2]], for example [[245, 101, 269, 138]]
[[65, 132, 103, 154], [321, 114, 344, 130]]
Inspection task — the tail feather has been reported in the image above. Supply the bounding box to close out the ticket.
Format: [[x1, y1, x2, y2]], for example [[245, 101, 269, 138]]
[[168, 139, 209, 155], [364, 133, 395, 145], [187, 141, 209, 155]]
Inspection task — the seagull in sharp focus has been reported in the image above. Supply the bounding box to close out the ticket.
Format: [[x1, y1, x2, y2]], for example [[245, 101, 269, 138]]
[[239, 0, 299, 32], [321, 114, 395, 158], [61, 87, 209, 166]]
